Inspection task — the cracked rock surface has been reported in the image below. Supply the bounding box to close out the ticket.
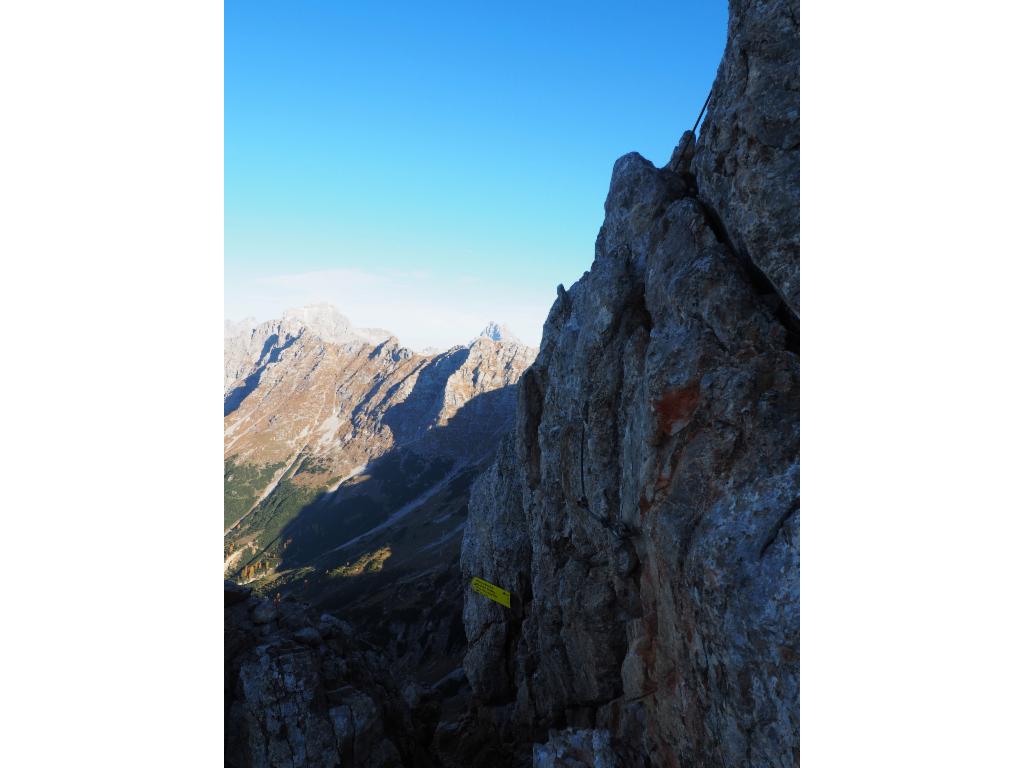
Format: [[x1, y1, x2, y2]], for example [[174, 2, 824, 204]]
[[225, 582, 429, 768], [694, 0, 800, 318], [461, 1, 799, 766]]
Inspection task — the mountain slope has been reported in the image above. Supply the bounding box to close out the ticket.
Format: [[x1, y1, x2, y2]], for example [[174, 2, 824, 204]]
[[224, 306, 536, 683]]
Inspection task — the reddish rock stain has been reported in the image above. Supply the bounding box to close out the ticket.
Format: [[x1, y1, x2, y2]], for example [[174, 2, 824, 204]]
[[655, 383, 701, 437]]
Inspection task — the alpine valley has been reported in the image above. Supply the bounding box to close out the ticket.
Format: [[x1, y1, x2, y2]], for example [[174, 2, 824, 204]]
[[224, 304, 535, 683]]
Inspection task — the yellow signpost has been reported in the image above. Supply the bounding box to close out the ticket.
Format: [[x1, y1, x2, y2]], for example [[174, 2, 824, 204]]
[[470, 577, 511, 609]]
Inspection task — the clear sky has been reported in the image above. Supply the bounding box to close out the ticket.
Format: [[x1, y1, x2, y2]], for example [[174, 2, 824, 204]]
[[226, 0, 727, 350]]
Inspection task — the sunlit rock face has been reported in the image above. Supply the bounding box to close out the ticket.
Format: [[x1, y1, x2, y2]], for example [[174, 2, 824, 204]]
[[461, 1, 799, 765], [224, 306, 535, 482]]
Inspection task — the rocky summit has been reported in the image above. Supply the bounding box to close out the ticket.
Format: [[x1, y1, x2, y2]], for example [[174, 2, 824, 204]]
[[225, 0, 798, 764]]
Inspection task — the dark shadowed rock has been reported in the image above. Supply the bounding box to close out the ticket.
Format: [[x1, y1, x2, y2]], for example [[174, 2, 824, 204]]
[[250, 600, 277, 625], [318, 614, 354, 640], [225, 593, 432, 767], [294, 626, 323, 645], [225, 580, 252, 605]]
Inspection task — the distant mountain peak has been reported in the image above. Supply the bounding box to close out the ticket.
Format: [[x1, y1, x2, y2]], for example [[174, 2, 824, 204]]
[[282, 303, 353, 333], [281, 303, 395, 347], [477, 321, 522, 345], [224, 317, 257, 338]]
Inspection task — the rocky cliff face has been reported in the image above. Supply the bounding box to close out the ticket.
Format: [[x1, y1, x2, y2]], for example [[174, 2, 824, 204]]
[[461, 1, 799, 766], [694, 0, 800, 320]]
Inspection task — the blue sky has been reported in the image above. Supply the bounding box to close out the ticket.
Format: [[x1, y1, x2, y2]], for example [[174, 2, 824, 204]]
[[226, 0, 727, 349]]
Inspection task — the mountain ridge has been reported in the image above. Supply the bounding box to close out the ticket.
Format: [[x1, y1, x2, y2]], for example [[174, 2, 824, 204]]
[[223, 301, 537, 696], [225, 303, 531, 365]]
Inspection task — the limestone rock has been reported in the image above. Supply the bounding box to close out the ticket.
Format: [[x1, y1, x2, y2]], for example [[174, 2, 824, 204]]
[[693, 0, 800, 317], [477, 321, 523, 345], [460, 0, 799, 765], [225, 582, 427, 767], [666, 130, 697, 176], [533, 729, 619, 768]]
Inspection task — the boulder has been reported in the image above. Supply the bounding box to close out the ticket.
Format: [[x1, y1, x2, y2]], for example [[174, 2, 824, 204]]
[[250, 600, 277, 625]]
